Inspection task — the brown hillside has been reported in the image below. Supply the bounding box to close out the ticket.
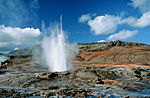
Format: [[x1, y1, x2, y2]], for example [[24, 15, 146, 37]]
[[77, 46, 150, 65], [75, 41, 150, 68]]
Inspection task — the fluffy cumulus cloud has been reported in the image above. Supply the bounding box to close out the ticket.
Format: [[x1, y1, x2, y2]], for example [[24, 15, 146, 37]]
[[122, 11, 150, 28], [88, 15, 121, 35], [0, 0, 39, 26], [78, 14, 92, 23], [107, 30, 137, 41], [135, 12, 150, 27], [130, 0, 150, 13], [79, 12, 150, 36], [0, 25, 41, 52]]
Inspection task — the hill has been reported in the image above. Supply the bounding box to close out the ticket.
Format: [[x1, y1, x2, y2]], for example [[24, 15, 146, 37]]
[[0, 41, 150, 97], [4, 40, 150, 67]]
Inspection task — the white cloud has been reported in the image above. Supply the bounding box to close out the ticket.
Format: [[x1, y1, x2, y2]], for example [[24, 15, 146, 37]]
[[88, 15, 121, 35], [79, 11, 150, 36], [107, 30, 137, 41], [133, 11, 150, 28], [98, 40, 106, 43], [122, 11, 150, 28], [0, 25, 41, 52], [130, 0, 150, 13], [78, 14, 92, 23], [121, 17, 136, 26]]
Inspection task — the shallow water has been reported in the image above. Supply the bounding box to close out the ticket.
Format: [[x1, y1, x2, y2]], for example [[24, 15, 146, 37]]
[[129, 90, 150, 97], [0, 87, 150, 97], [88, 88, 150, 97]]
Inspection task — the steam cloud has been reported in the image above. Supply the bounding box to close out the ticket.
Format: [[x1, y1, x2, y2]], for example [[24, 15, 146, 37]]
[[33, 21, 78, 72]]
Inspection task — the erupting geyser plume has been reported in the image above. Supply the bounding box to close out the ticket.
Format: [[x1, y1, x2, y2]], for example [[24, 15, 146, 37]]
[[40, 16, 78, 72]]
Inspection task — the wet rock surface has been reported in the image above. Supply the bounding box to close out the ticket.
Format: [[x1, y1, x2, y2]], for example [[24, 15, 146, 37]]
[[0, 67, 150, 97]]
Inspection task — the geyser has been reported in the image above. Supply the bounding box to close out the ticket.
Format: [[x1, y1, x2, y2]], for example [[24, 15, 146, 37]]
[[41, 16, 78, 72]]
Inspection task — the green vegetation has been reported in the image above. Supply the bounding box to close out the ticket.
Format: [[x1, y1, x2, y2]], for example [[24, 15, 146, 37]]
[[136, 48, 150, 51], [88, 62, 101, 64]]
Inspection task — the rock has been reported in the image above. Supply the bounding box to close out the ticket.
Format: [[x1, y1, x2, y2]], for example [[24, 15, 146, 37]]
[[141, 71, 150, 77], [0, 89, 17, 97], [0, 67, 150, 97], [111, 68, 142, 80], [95, 68, 117, 79], [69, 70, 104, 86], [34, 72, 51, 79], [107, 40, 148, 47], [48, 86, 59, 89]]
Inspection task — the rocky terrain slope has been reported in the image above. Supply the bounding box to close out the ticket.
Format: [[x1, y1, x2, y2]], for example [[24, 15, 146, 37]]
[[0, 40, 150, 97], [7, 40, 150, 66], [76, 40, 150, 67]]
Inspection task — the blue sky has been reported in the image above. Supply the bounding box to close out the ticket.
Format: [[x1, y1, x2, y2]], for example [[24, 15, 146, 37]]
[[37, 0, 138, 43], [0, 0, 150, 52]]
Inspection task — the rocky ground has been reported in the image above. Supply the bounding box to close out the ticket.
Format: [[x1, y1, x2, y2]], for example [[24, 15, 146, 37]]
[[0, 40, 150, 97], [0, 67, 150, 97]]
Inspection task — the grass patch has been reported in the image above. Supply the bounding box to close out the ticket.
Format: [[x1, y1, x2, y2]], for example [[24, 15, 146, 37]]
[[88, 62, 102, 64], [75, 64, 104, 68], [75, 62, 105, 68], [136, 48, 150, 51]]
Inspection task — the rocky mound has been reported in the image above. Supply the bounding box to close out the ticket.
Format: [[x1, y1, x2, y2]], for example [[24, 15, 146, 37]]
[[78, 40, 149, 53], [0, 67, 150, 97], [107, 40, 148, 47]]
